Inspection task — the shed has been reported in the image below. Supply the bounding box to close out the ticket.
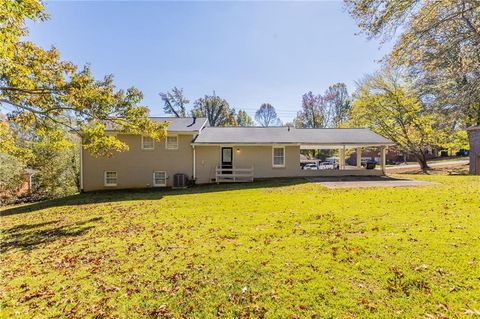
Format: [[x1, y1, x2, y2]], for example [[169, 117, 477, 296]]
[[467, 125, 480, 175]]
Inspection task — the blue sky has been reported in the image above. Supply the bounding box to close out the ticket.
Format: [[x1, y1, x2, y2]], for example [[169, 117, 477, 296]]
[[28, 1, 392, 123]]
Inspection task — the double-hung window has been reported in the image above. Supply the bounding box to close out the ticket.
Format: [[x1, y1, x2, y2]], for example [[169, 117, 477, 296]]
[[272, 146, 285, 168], [141, 136, 154, 150], [104, 171, 118, 186], [153, 171, 167, 187], [165, 135, 178, 150]]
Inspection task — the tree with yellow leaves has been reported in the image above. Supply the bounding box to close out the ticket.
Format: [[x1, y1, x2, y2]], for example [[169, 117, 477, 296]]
[[345, 0, 480, 127], [0, 0, 167, 157], [351, 69, 450, 172]]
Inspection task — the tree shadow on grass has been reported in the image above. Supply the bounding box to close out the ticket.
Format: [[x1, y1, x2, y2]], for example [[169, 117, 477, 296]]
[[0, 178, 309, 217], [392, 163, 470, 176], [307, 175, 416, 182], [0, 217, 101, 253], [2, 220, 61, 234]]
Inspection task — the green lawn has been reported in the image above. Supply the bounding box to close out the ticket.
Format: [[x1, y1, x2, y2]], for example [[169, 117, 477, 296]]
[[1, 175, 480, 318]]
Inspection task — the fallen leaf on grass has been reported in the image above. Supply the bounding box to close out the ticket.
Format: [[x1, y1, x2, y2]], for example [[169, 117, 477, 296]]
[[463, 309, 480, 315]]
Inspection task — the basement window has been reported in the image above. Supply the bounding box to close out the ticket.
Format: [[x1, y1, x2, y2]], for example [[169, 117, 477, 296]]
[[104, 171, 118, 186], [153, 171, 167, 187]]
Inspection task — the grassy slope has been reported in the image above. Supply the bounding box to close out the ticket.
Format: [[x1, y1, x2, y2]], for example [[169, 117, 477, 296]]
[[1, 175, 479, 318]]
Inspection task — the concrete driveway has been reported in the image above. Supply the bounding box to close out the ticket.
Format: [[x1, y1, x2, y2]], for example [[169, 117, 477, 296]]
[[307, 176, 437, 189]]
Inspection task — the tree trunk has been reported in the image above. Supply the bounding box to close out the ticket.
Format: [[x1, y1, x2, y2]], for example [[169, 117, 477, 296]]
[[416, 153, 430, 173]]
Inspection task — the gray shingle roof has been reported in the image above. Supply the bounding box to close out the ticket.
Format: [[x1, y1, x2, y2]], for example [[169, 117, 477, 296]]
[[467, 125, 480, 131], [193, 127, 393, 145], [150, 117, 208, 132]]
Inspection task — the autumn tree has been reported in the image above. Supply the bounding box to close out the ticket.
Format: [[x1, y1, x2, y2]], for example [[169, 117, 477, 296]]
[[159, 87, 189, 117], [443, 130, 469, 155], [351, 69, 447, 172], [255, 103, 281, 127], [345, 0, 480, 126], [294, 92, 325, 128], [30, 131, 79, 197], [191, 93, 236, 126], [1, 114, 80, 198], [0, 118, 30, 198], [324, 83, 351, 127], [0, 117, 32, 162], [0, 153, 24, 201], [0, 0, 167, 158], [236, 110, 253, 126]]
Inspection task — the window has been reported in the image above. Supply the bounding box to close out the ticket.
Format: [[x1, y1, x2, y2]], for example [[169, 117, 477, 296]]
[[142, 136, 154, 150], [165, 135, 178, 150], [272, 146, 285, 167], [104, 171, 118, 186], [222, 147, 232, 164], [153, 171, 167, 187]]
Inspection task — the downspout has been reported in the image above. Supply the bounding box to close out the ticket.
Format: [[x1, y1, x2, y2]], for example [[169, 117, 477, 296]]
[[192, 144, 196, 181], [80, 139, 84, 192]]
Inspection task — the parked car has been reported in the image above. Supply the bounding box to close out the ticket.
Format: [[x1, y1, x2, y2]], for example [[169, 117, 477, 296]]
[[318, 161, 335, 170], [303, 163, 318, 170], [456, 149, 469, 156], [361, 159, 377, 167], [362, 159, 377, 169]]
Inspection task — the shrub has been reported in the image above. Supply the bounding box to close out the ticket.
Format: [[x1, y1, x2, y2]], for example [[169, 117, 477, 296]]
[[0, 153, 25, 203]]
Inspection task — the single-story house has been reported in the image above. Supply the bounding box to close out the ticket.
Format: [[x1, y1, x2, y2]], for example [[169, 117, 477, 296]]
[[80, 117, 394, 191]]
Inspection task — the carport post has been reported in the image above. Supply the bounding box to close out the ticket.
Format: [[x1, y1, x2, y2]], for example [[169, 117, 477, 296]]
[[356, 147, 362, 168], [380, 146, 386, 173], [339, 146, 346, 170]]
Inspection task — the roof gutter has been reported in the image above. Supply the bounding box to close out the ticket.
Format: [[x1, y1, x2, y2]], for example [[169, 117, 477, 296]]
[[105, 130, 199, 135], [190, 142, 395, 146]]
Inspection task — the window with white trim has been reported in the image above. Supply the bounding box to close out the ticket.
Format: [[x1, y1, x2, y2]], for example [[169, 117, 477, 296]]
[[141, 136, 154, 150], [104, 171, 118, 186], [153, 171, 167, 187], [272, 146, 285, 167], [165, 135, 178, 150]]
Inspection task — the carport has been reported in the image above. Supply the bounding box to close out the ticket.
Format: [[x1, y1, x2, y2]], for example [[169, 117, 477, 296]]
[[299, 144, 390, 173], [296, 128, 395, 175]]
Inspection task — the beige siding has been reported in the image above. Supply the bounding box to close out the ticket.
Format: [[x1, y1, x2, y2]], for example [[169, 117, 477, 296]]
[[194, 145, 384, 183], [83, 134, 194, 191], [84, 140, 385, 191], [195, 145, 303, 184], [194, 146, 221, 184]]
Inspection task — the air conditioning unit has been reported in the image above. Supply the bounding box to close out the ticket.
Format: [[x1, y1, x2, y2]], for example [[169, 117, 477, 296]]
[[173, 173, 188, 189]]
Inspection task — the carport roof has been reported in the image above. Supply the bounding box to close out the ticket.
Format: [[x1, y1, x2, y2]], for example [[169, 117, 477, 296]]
[[193, 127, 394, 147]]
